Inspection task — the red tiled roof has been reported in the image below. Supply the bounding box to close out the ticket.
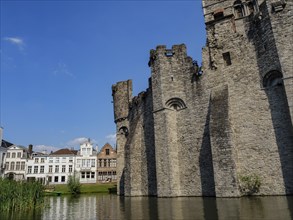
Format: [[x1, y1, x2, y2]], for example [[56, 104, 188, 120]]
[[51, 148, 77, 155]]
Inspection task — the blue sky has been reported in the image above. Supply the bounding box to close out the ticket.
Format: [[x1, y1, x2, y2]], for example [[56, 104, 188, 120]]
[[0, 0, 205, 151]]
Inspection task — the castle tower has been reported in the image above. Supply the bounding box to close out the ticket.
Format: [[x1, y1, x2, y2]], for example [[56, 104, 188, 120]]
[[202, 0, 293, 195], [112, 80, 132, 195], [149, 44, 198, 197]]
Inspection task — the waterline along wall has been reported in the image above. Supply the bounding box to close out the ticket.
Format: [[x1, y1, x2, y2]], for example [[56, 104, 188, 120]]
[[112, 0, 293, 197]]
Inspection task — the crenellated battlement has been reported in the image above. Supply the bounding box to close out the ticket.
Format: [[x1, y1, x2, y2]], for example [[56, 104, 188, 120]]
[[148, 44, 190, 68]]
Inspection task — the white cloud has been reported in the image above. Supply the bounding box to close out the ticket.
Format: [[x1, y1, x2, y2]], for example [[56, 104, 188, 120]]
[[106, 133, 116, 145], [53, 62, 75, 78], [67, 137, 88, 146], [4, 37, 25, 50], [66, 137, 97, 147], [33, 145, 60, 154]]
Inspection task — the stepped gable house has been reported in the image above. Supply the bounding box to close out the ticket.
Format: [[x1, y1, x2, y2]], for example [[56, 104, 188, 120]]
[[112, 0, 293, 197]]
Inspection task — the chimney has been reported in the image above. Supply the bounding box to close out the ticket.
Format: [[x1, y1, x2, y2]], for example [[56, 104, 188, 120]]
[[28, 144, 33, 155]]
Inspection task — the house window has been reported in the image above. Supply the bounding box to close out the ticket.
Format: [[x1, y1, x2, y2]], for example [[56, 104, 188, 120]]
[[61, 176, 66, 182], [6, 153, 10, 158], [106, 149, 110, 155], [69, 165, 73, 173], [34, 166, 38, 174], [10, 162, 15, 170], [99, 159, 102, 167], [69, 157, 73, 163], [17, 152, 21, 158], [54, 176, 59, 182], [48, 176, 52, 182], [16, 162, 20, 170], [86, 172, 90, 178], [81, 172, 85, 179], [40, 166, 45, 173], [5, 162, 9, 169], [223, 52, 232, 66], [104, 159, 107, 167], [91, 159, 95, 167], [41, 158, 45, 163], [91, 172, 95, 178], [55, 157, 60, 163], [49, 165, 53, 173], [21, 162, 25, 170], [12, 153, 16, 158], [62, 165, 66, 173], [55, 165, 59, 173], [35, 158, 39, 163], [28, 166, 32, 174], [87, 159, 91, 168], [49, 157, 53, 163], [77, 159, 81, 168]]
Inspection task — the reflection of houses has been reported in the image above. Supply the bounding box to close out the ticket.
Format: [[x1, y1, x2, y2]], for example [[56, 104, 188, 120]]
[[97, 143, 117, 182], [47, 148, 77, 184], [3, 145, 29, 180], [76, 139, 97, 183]]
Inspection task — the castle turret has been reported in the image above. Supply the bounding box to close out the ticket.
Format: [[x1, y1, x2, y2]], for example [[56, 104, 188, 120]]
[[112, 80, 132, 195]]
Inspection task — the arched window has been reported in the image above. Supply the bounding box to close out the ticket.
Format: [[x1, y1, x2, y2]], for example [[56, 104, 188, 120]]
[[165, 98, 186, 111], [234, 0, 245, 18], [119, 126, 129, 136], [263, 70, 283, 88]]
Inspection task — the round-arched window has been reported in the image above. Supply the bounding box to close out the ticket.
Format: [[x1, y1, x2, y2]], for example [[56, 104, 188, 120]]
[[263, 70, 283, 88]]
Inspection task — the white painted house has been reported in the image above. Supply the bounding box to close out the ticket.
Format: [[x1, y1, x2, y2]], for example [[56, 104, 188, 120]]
[[75, 139, 97, 183], [46, 148, 77, 184], [26, 152, 49, 184], [0, 128, 13, 177], [3, 145, 29, 180]]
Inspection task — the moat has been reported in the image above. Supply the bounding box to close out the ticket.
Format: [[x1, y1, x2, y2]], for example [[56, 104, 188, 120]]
[[1, 195, 293, 220]]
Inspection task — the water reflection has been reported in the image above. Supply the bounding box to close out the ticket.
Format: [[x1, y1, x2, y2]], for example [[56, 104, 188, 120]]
[[1, 195, 292, 220]]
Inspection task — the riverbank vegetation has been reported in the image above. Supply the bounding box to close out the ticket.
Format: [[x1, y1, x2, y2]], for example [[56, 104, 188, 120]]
[[0, 178, 45, 211], [45, 183, 116, 195]]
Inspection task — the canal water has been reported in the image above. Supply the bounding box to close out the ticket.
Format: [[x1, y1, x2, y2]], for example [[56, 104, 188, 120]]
[[1, 195, 293, 220]]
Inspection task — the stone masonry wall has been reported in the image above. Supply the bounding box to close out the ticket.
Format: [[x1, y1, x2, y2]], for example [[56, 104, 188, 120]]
[[113, 0, 293, 197]]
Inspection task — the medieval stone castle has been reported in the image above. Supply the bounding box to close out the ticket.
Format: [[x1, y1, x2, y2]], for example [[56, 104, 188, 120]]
[[112, 0, 293, 197]]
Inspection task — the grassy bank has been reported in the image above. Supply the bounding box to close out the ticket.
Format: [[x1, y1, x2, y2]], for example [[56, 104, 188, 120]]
[[0, 178, 45, 211], [45, 183, 117, 195]]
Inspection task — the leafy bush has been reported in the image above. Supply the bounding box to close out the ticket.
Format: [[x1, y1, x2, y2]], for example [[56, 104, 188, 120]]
[[67, 173, 81, 194], [238, 173, 261, 195]]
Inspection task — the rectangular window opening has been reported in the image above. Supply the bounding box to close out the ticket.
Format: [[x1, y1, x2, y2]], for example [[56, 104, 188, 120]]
[[223, 52, 232, 66]]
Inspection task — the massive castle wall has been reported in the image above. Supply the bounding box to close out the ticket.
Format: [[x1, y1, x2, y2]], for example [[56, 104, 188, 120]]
[[112, 0, 293, 197]]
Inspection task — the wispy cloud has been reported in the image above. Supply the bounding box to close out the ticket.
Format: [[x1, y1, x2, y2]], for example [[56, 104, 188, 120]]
[[53, 62, 75, 78], [66, 137, 97, 147], [33, 145, 60, 154], [4, 37, 25, 50], [106, 133, 116, 145]]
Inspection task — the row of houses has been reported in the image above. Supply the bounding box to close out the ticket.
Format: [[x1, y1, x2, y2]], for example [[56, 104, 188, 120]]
[[0, 129, 117, 184]]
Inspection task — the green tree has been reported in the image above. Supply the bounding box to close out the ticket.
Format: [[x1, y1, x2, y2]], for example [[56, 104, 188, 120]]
[[67, 172, 81, 194]]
